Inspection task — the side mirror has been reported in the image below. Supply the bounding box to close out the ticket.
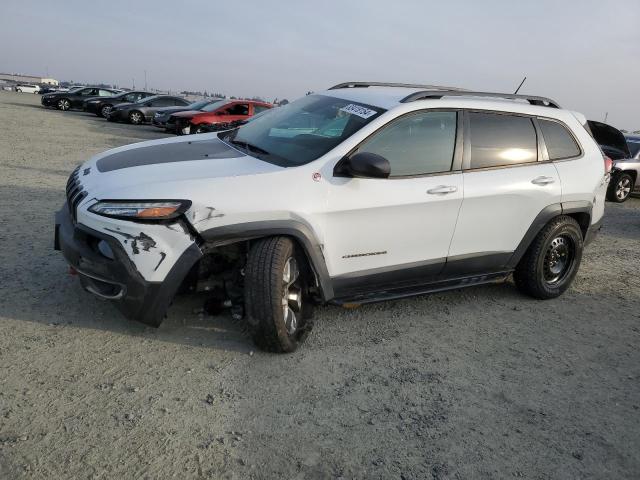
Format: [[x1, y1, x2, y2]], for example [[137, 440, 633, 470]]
[[336, 152, 390, 179]]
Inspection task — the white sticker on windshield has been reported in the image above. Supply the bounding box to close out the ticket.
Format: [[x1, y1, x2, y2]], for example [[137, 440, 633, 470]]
[[339, 104, 378, 119]]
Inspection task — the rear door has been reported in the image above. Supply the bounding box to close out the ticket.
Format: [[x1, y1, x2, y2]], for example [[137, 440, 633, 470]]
[[444, 111, 562, 276]]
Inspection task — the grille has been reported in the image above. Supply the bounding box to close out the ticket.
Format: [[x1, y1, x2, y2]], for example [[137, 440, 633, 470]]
[[66, 166, 87, 222]]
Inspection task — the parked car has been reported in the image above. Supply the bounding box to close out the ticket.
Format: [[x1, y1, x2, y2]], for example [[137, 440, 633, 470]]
[[38, 86, 60, 95], [16, 84, 41, 94], [169, 99, 273, 135], [54, 82, 608, 352], [152, 99, 227, 131], [194, 107, 275, 133], [587, 120, 639, 202], [41, 87, 121, 111], [84, 91, 155, 118], [106, 95, 191, 124]]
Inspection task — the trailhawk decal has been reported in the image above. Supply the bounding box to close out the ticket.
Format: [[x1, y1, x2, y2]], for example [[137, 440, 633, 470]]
[[339, 104, 378, 119], [342, 251, 387, 259]]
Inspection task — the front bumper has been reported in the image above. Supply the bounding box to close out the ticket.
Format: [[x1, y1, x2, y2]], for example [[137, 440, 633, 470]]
[[84, 102, 101, 114], [41, 96, 58, 107], [106, 109, 126, 122], [54, 205, 202, 326]]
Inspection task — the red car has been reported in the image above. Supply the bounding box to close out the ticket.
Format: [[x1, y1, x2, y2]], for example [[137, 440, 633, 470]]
[[169, 99, 273, 135]]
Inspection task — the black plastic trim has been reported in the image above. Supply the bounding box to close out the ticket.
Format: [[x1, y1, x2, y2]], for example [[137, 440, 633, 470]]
[[200, 219, 333, 300]]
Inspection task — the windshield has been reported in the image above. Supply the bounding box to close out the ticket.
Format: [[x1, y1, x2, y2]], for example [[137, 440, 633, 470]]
[[627, 138, 640, 157], [219, 95, 385, 167], [201, 100, 229, 112], [187, 99, 212, 110]]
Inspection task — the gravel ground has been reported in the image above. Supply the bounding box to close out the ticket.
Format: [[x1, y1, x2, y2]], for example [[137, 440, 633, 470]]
[[0, 91, 639, 479]]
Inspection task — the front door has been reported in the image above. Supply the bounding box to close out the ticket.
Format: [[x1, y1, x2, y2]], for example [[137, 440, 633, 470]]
[[324, 110, 464, 296]]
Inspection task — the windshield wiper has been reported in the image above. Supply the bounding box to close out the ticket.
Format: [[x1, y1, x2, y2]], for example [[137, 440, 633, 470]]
[[230, 139, 270, 156]]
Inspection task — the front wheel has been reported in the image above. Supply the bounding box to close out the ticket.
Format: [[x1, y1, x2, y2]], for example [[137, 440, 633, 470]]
[[100, 104, 112, 118], [514, 215, 583, 299], [244, 237, 314, 353], [607, 172, 634, 203], [129, 110, 144, 124], [57, 98, 71, 111]]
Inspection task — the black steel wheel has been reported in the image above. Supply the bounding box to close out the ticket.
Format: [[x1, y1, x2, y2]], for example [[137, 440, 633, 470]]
[[514, 215, 583, 299]]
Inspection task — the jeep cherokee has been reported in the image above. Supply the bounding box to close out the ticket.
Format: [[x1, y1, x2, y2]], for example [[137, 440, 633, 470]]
[[54, 82, 609, 352]]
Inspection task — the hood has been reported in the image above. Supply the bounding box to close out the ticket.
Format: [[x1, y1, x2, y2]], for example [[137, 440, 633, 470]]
[[155, 106, 191, 115], [77, 135, 283, 200], [587, 120, 631, 159], [171, 110, 202, 119]]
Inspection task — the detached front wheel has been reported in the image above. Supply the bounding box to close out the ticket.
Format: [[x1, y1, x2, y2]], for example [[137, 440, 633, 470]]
[[244, 237, 314, 353]]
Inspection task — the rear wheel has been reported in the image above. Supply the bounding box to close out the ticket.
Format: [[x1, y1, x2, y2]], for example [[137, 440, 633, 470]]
[[57, 98, 71, 111], [514, 215, 583, 299], [244, 237, 314, 353], [129, 110, 144, 125], [607, 172, 634, 203]]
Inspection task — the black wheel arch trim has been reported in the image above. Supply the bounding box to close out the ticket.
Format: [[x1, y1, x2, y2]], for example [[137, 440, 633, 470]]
[[507, 201, 592, 269], [200, 218, 333, 301]]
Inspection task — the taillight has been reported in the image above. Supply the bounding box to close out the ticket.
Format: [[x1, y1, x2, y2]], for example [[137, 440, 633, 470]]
[[603, 155, 613, 174]]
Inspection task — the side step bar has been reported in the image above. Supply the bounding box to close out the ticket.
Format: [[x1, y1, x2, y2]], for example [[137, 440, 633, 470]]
[[330, 271, 511, 306]]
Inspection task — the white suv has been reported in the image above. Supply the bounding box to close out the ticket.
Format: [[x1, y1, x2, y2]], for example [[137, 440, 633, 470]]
[[55, 82, 609, 352]]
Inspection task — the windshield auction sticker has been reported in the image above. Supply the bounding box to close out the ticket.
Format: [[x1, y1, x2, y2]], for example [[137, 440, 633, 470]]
[[340, 104, 378, 119]]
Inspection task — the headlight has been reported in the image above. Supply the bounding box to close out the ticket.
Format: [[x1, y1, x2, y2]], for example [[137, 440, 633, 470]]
[[88, 200, 191, 221]]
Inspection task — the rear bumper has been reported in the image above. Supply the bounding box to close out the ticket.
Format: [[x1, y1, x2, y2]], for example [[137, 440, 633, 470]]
[[54, 205, 202, 326]]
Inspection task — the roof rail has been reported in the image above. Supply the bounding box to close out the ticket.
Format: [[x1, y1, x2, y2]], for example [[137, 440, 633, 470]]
[[400, 90, 561, 108], [329, 81, 466, 91]]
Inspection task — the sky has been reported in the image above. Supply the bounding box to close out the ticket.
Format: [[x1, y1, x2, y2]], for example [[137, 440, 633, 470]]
[[1, 0, 638, 130]]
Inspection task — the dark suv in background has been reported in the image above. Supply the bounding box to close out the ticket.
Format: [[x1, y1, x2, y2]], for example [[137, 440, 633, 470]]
[[84, 91, 155, 117], [106, 95, 191, 124], [41, 87, 121, 111]]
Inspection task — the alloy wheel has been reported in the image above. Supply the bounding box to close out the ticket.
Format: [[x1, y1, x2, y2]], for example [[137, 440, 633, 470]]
[[616, 177, 631, 200], [58, 99, 70, 111], [101, 105, 112, 117], [130, 112, 143, 124], [282, 257, 302, 335]]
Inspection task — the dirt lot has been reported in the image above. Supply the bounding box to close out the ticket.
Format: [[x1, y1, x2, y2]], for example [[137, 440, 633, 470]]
[[0, 91, 639, 479]]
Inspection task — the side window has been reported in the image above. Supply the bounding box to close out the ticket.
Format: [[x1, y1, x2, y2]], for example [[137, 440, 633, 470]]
[[253, 104, 270, 114], [79, 88, 95, 96], [357, 111, 457, 177], [98, 89, 113, 97], [124, 93, 138, 103], [227, 103, 250, 115], [538, 119, 581, 160], [154, 98, 173, 107], [468, 112, 538, 169], [175, 98, 190, 106]]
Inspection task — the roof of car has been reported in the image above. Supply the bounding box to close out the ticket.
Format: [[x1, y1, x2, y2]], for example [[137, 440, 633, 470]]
[[322, 82, 561, 111]]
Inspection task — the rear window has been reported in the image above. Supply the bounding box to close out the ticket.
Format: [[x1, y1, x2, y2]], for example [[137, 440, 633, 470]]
[[538, 119, 580, 160], [468, 112, 538, 169]]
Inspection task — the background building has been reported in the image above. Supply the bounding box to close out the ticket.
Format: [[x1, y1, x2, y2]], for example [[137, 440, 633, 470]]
[[0, 73, 59, 85]]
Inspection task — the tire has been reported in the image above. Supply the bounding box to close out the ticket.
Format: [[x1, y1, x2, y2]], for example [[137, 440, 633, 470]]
[[244, 237, 314, 353], [190, 124, 210, 135], [514, 215, 583, 299], [58, 98, 71, 111], [129, 110, 144, 125], [607, 172, 634, 203], [100, 104, 113, 118], [16, 88, 22, 93]]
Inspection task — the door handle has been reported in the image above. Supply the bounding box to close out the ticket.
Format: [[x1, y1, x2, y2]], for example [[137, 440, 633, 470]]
[[427, 185, 458, 195], [531, 176, 555, 186]]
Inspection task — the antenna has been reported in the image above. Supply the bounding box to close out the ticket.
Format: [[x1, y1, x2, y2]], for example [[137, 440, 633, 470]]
[[604, 112, 609, 123], [514, 76, 527, 94]]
